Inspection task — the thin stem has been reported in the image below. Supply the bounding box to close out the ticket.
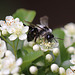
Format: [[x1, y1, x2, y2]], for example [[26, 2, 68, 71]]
[[13, 41, 16, 57], [53, 56, 57, 63], [16, 38, 19, 50]]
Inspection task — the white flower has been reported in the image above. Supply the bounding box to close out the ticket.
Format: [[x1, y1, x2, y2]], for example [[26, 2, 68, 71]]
[[29, 66, 38, 74], [62, 23, 75, 48], [64, 35, 75, 48], [66, 68, 75, 75], [67, 47, 75, 54], [33, 44, 40, 51], [8, 25, 29, 41], [59, 67, 65, 75], [39, 41, 59, 52], [0, 16, 29, 41], [63, 23, 75, 36], [45, 54, 53, 62], [51, 64, 59, 73], [70, 55, 75, 64], [0, 39, 7, 58], [53, 48, 59, 56], [0, 51, 22, 75]]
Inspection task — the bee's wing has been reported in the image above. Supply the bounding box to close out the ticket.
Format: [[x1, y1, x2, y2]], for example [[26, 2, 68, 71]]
[[40, 16, 48, 26], [24, 20, 44, 29]]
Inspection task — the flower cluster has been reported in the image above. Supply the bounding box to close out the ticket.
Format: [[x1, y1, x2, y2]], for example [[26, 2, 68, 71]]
[[0, 16, 29, 41], [66, 54, 75, 75], [0, 39, 22, 75], [24, 39, 59, 52], [62, 23, 75, 75], [1, 15, 75, 75], [62, 23, 75, 48]]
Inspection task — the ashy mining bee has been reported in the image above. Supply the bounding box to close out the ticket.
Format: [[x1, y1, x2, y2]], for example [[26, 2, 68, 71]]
[[25, 16, 56, 42], [24, 16, 62, 49]]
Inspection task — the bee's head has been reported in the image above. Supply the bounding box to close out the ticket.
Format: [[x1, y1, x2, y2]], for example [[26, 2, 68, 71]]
[[46, 33, 54, 42]]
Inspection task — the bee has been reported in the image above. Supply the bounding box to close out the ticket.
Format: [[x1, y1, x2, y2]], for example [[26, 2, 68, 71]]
[[24, 16, 62, 43]]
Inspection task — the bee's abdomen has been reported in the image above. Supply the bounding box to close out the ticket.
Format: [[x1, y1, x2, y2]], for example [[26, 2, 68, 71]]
[[27, 28, 38, 42]]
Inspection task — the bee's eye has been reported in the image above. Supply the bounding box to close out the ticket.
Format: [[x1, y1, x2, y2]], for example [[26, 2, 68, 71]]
[[46, 34, 54, 40]]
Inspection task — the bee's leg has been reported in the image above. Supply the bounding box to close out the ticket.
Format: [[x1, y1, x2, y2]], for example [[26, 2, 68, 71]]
[[34, 34, 40, 42]]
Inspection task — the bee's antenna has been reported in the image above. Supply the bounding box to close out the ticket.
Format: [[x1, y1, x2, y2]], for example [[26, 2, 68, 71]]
[[55, 37, 64, 40], [53, 38, 58, 42]]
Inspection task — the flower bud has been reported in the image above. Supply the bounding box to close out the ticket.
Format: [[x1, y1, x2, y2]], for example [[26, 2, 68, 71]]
[[5, 50, 13, 57], [2, 30, 8, 36], [59, 67, 65, 75], [45, 54, 53, 62], [51, 64, 59, 73], [53, 48, 59, 56], [67, 47, 75, 54], [29, 66, 38, 74], [33, 44, 40, 51], [29, 41, 35, 47]]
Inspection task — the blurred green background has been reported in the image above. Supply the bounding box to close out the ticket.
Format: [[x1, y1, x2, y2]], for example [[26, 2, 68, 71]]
[[1, 0, 75, 29]]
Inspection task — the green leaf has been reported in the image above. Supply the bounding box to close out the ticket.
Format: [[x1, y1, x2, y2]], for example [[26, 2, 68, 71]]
[[13, 8, 36, 25], [17, 49, 24, 58], [21, 51, 44, 71], [23, 46, 34, 53], [61, 60, 73, 69], [38, 68, 45, 75], [53, 28, 69, 63], [46, 71, 58, 75], [7, 38, 24, 51]]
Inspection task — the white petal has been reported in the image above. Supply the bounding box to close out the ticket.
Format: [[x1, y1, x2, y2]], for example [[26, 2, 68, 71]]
[[0, 20, 5, 25], [7, 28, 14, 34], [19, 34, 27, 40], [8, 34, 17, 41], [64, 36, 73, 48], [0, 52, 4, 58], [0, 71, 3, 75], [66, 68, 74, 75], [5, 50, 13, 57], [70, 66, 75, 70], [11, 67, 19, 74], [15, 18, 20, 22], [5, 16, 14, 23], [70, 60, 75, 64], [71, 55, 75, 59], [22, 26, 29, 33], [1, 40, 7, 50], [2, 25, 7, 30], [2, 69, 10, 75], [16, 58, 22, 66]]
